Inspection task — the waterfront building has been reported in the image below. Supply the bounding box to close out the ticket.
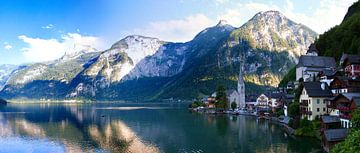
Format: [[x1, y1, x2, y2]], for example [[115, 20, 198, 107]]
[[321, 116, 341, 131], [256, 94, 270, 114], [327, 93, 360, 128], [300, 82, 333, 120], [322, 129, 348, 153]]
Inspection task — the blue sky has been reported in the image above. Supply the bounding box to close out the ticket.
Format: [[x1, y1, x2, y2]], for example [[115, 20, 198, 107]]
[[0, 0, 357, 64]]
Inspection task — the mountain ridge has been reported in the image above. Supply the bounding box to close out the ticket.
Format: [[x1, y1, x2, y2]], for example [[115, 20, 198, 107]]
[[0, 10, 318, 101]]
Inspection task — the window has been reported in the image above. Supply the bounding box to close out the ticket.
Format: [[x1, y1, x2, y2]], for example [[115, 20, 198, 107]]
[[323, 108, 326, 112], [317, 99, 320, 104], [317, 108, 320, 112], [309, 100, 311, 104]]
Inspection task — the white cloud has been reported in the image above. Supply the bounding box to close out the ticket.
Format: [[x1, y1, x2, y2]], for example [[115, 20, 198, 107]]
[[18, 33, 104, 63], [131, 14, 214, 42], [279, 0, 356, 33], [3, 42, 12, 50], [215, 0, 229, 5], [41, 24, 54, 29]]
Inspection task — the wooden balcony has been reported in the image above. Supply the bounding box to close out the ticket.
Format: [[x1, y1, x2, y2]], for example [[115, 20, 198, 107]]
[[300, 110, 312, 115]]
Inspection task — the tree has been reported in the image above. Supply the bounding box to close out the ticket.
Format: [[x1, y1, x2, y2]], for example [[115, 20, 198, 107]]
[[288, 102, 300, 118], [351, 108, 360, 130], [215, 85, 228, 110], [231, 101, 237, 111]]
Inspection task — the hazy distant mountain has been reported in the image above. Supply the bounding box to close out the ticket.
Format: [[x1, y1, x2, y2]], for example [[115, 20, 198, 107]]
[[0, 10, 317, 101]]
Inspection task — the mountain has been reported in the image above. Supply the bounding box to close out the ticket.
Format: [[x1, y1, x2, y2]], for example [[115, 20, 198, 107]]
[[66, 35, 165, 98], [1, 49, 101, 99], [0, 10, 318, 101], [315, 1, 360, 60], [0, 64, 20, 90], [95, 11, 317, 101]]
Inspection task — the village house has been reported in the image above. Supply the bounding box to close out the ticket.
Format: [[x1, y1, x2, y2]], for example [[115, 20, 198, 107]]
[[256, 94, 270, 114], [268, 92, 285, 113], [281, 94, 295, 116], [340, 54, 360, 79], [329, 76, 360, 95], [300, 82, 333, 120], [321, 116, 341, 131], [245, 94, 257, 111], [322, 129, 348, 153], [327, 93, 360, 128]]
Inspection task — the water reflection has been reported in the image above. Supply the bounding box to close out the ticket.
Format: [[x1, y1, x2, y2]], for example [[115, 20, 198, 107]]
[[0, 103, 321, 153], [0, 104, 159, 153]]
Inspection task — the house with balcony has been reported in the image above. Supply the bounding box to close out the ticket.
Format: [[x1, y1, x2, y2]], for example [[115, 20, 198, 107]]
[[256, 94, 270, 114], [329, 76, 360, 95], [340, 54, 360, 79], [296, 56, 336, 82], [300, 82, 333, 120], [327, 93, 360, 128]]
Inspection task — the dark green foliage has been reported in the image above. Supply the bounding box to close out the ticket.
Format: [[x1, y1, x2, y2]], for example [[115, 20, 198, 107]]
[[331, 130, 360, 153], [294, 119, 321, 139], [288, 102, 300, 118], [231, 101, 237, 111], [315, 1, 360, 61], [191, 100, 204, 108], [279, 66, 296, 87], [351, 108, 360, 130], [215, 85, 228, 109], [275, 108, 284, 117], [294, 82, 304, 102]]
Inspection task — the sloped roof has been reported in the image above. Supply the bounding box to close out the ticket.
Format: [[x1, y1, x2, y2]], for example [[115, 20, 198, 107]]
[[297, 56, 336, 68], [304, 82, 333, 97], [331, 76, 360, 88], [226, 89, 238, 96], [306, 44, 318, 54], [321, 116, 340, 124], [324, 129, 348, 142], [342, 93, 360, 100], [340, 54, 360, 66], [269, 92, 285, 99]]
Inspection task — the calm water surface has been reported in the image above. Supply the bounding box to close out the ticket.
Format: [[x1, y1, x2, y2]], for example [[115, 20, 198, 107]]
[[0, 103, 321, 153]]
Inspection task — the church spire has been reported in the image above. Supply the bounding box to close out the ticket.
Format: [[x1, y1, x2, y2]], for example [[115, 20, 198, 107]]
[[237, 53, 246, 108]]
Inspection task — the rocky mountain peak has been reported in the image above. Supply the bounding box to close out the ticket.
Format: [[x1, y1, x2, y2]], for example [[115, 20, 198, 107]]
[[216, 19, 229, 26]]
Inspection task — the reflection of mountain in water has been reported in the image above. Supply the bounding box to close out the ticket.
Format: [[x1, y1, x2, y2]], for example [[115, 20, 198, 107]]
[[0, 104, 159, 153], [0, 104, 321, 153]]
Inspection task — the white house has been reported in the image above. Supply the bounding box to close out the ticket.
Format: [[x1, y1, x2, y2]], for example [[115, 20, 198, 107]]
[[300, 82, 333, 120]]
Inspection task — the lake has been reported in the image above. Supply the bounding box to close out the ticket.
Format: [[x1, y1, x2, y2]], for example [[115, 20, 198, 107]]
[[0, 103, 321, 153]]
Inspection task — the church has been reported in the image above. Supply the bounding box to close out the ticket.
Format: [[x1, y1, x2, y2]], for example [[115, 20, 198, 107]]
[[226, 60, 246, 109]]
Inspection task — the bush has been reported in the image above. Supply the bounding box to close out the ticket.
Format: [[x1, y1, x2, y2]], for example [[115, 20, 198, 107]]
[[294, 118, 321, 139]]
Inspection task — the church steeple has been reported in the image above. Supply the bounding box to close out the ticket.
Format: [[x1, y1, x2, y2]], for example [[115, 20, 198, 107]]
[[237, 54, 246, 108]]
